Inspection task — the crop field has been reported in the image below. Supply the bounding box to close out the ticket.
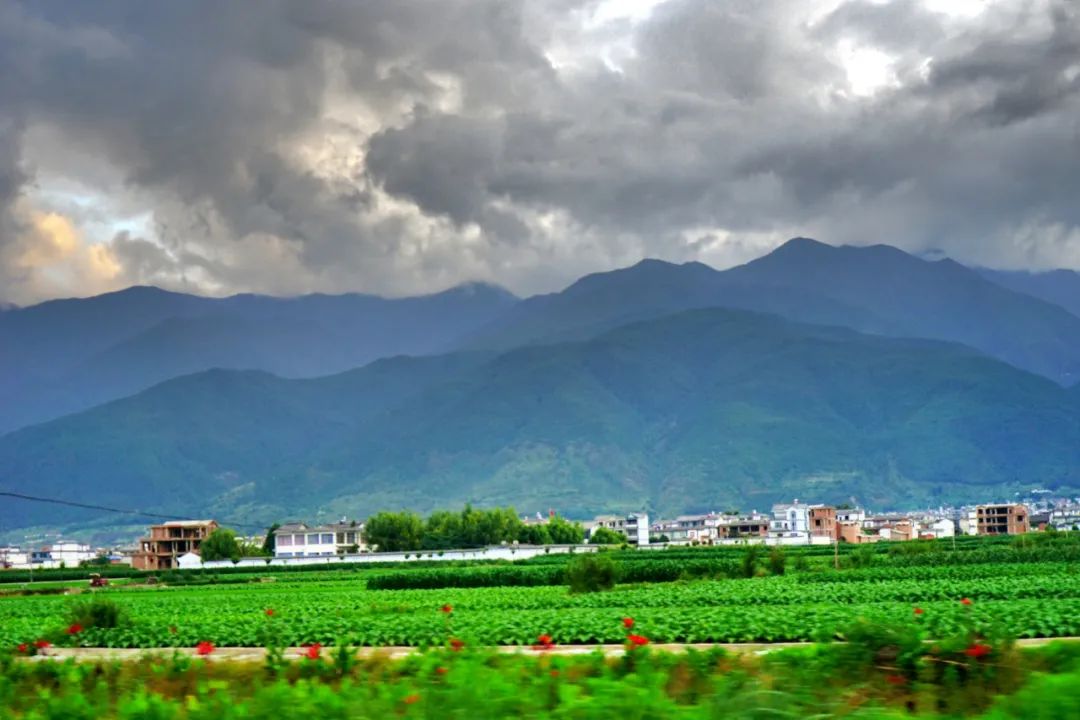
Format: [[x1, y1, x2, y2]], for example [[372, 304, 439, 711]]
[[5, 536, 1080, 718], [3, 537, 1079, 650]]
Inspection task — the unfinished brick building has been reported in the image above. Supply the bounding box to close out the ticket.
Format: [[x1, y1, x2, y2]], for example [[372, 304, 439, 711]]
[[132, 520, 219, 570]]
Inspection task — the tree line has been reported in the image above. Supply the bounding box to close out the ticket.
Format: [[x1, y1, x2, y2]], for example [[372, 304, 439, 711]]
[[364, 505, 585, 552]]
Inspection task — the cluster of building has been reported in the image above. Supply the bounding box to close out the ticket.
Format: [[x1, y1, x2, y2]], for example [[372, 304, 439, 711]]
[[3, 497, 1078, 572], [0, 541, 105, 570], [640, 499, 1042, 546]]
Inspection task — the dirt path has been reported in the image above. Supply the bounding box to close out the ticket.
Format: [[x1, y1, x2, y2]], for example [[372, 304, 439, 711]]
[[23, 637, 1080, 662]]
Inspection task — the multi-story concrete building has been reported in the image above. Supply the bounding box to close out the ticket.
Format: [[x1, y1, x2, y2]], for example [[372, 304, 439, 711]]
[[835, 507, 866, 524], [770, 502, 811, 536], [1049, 505, 1080, 531], [273, 520, 365, 558], [133, 520, 219, 570], [587, 513, 650, 546], [975, 504, 1029, 535], [717, 515, 770, 540]]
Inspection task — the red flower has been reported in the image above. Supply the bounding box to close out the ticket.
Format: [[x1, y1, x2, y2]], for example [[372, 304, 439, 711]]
[[66, 623, 83, 635], [33, 640, 50, 649], [960, 598, 973, 606], [435, 666, 448, 676], [195, 641, 215, 656], [627, 634, 649, 647], [964, 643, 992, 659], [550, 669, 560, 678], [265, 608, 275, 617], [302, 643, 322, 660], [441, 604, 453, 614], [886, 674, 907, 686], [533, 633, 555, 651], [913, 608, 924, 616], [450, 638, 465, 652], [404, 693, 421, 705], [17, 643, 28, 654], [622, 617, 635, 629]]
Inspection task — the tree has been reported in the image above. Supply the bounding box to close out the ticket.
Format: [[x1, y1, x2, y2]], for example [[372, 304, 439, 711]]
[[364, 511, 424, 552], [519, 523, 552, 545], [589, 527, 626, 545], [262, 523, 280, 555], [200, 528, 241, 562], [547, 516, 585, 544]]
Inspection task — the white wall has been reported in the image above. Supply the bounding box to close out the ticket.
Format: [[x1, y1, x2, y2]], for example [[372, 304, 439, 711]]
[[202, 543, 598, 569]]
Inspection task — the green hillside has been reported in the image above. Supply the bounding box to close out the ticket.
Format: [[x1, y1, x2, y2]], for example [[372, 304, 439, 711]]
[[2, 308, 1078, 530]]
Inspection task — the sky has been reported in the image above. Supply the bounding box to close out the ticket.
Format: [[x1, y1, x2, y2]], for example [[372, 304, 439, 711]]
[[0, 0, 1078, 306]]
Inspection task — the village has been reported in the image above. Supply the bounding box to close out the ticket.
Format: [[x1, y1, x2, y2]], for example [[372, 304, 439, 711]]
[[2, 496, 1078, 572]]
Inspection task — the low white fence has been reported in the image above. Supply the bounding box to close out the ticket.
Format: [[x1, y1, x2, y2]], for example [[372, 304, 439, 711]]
[[184, 543, 599, 570]]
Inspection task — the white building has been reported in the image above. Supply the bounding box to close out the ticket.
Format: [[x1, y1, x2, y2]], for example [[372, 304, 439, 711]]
[[0, 547, 29, 568], [49, 541, 97, 566], [1049, 505, 1080, 531], [274, 520, 365, 558], [924, 518, 956, 538], [770, 501, 811, 537], [588, 513, 650, 546], [959, 508, 979, 536], [835, 507, 866, 524]]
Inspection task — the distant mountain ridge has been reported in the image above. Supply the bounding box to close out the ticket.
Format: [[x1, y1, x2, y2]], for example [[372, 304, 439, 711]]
[[2, 306, 1078, 531], [977, 268, 1080, 320], [0, 283, 517, 434], [465, 238, 1080, 386]]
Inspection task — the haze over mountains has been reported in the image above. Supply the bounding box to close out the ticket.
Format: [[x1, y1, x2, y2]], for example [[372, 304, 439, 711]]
[[3, 237, 1080, 534]]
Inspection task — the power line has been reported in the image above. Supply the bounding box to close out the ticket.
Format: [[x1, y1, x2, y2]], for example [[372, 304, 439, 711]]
[[0, 490, 269, 532]]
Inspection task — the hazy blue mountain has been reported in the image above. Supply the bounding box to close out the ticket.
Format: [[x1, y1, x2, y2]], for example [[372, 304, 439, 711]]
[[0, 283, 517, 434], [978, 268, 1080, 320], [3, 307, 1078, 531], [464, 238, 1080, 386]]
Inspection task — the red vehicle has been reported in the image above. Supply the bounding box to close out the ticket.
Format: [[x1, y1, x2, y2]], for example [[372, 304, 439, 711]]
[[89, 573, 109, 588]]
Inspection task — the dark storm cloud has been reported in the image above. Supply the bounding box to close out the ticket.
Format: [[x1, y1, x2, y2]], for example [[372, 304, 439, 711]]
[[1, 0, 1079, 304]]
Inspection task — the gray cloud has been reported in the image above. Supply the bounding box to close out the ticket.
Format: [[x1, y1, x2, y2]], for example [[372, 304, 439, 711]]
[[1, 0, 1079, 304]]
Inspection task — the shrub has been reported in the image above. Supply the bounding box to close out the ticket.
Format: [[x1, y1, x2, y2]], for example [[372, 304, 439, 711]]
[[68, 596, 129, 630], [768, 547, 786, 576], [567, 553, 619, 593]]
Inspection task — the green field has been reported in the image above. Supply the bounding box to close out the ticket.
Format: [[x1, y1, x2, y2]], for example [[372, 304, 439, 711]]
[[5, 536, 1080, 718], [3, 536, 1079, 649]]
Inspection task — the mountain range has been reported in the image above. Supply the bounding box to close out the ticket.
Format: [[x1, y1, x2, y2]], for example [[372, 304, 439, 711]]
[[2, 237, 1080, 534], [0, 283, 516, 434]]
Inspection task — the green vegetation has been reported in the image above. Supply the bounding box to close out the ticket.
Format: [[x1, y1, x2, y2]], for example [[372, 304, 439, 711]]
[[6, 305, 1080, 533], [4, 622, 1080, 718], [4, 536, 1080, 649], [364, 506, 584, 552], [566, 554, 618, 593], [200, 528, 242, 562], [588, 527, 626, 545]]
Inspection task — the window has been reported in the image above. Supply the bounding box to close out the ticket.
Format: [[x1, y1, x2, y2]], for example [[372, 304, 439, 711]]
[[277, 535, 292, 546], [346, 532, 356, 543], [336, 533, 345, 544], [293, 534, 304, 545], [321, 533, 334, 544], [306, 534, 320, 545]]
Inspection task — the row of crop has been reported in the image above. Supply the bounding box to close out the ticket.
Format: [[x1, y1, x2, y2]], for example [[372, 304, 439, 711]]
[[365, 558, 744, 589], [5, 595, 1080, 648], [797, 561, 1079, 584], [8, 565, 1079, 622]]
